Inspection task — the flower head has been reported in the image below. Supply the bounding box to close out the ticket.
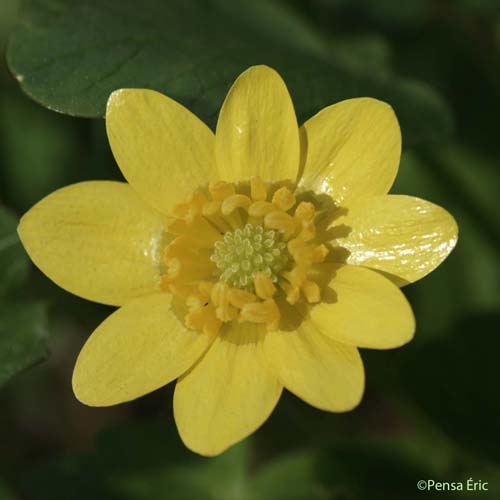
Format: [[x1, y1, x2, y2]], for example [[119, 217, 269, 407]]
[[18, 66, 458, 456]]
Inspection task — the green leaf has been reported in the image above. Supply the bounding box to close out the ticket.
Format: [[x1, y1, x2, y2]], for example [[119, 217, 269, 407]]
[[0, 90, 80, 212], [0, 301, 49, 387], [321, 0, 431, 29], [0, 206, 29, 298], [7, 0, 452, 146], [328, 34, 392, 74]]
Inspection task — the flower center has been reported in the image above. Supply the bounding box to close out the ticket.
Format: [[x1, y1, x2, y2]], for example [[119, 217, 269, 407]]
[[160, 176, 329, 335], [210, 223, 288, 290]]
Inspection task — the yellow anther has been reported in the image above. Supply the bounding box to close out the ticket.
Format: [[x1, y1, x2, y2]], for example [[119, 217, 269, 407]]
[[240, 299, 280, 331], [287, 237, 305, 254], [172, 192, 207, 222], [228, 288, 257, 309], [211, 283, 239, 322], [202, 200, 221, 217], [166, 216, 220, 249], [221, 194, 252, 216], [163, 235, 191, 261], [209, 181, 235, 201], [272, 186, 296, 212], [302, 280, 321, 303], [288, 243, 311, 263], [210, 281, 229, 308], [293, 248, 312, 264], [312, 244, 329, 263], [248, 201, 275, 217], [250, 176, 267, 201], [165, 216, 188, 235], [189, 191, 208, 211], [299, 223, 316, 242], [284, 284, 300, 305], [293, 202, 317, 242], [216, 304, 239, 322], [186, 294, 203, 309], [164, 257, 215, 286], [185, 303, 222, 336], [254, 272, 276, 300], [287, 240, 328, 264], [283, 265, 308, 288], [264, 210, 296, 233], [294, 202, 315, 222]]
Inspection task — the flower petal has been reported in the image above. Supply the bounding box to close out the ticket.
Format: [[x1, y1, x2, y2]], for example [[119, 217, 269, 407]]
[[311, 264, 415, 349], [18, 181, 163, 306], [334, 195, 458, 285], [299, 98, 401, 204], [106, 89, 216, 215], [72, 293, 213, 406], [216, 65, 300, 183], [264, 324, 364, 412], [174, 322, 282, 456]]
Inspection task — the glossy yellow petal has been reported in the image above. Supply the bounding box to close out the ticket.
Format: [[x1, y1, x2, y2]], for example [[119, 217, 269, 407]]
[[311, 264, 415, 349], [216, 65, 300, 183], [174, 322, 282, 456], [264, 324, 364, 412], [73, 293, 213, 406], [18, 181, 163, 306], [299, 98, 401, 204], [334, 195, 458, 285], [106, 89, 216, 215]]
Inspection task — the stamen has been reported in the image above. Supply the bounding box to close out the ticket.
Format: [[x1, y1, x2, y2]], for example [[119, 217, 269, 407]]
[[228, 288, 257, 308], [201, 200, 221, 217], [272, 186, 296, 212], [209, 181, 235, 200], [172, 192, 207, 222], [221, 194, 252, 216], [254, 272, 277, 299], [163, 176, 328, 336], [185, 294, 222, 336], [294, 202, 315, 222], [264, 211, 296, 234], [248, 201, 275, 217], [281, 282, 300, 305], [240, 299, 280, 331], [250, 176, 267, 201], [165, 217, 188, 235], [302, 280, 321, 303]]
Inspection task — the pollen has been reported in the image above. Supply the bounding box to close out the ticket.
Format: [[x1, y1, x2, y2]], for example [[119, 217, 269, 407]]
[[210, 223, 288, 290]]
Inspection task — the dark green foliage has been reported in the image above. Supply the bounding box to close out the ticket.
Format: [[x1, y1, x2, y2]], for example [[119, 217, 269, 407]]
[[7, 0, 452, 146]]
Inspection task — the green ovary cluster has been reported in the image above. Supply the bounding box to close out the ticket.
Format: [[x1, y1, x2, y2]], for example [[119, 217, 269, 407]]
[[210, 223, 288, 289]]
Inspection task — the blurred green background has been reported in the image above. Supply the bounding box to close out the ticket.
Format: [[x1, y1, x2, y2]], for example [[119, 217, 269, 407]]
[[1, 0, 500, 498]]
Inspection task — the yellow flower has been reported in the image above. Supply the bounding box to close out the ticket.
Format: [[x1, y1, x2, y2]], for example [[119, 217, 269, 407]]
[[18, 66, 458, 456]]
